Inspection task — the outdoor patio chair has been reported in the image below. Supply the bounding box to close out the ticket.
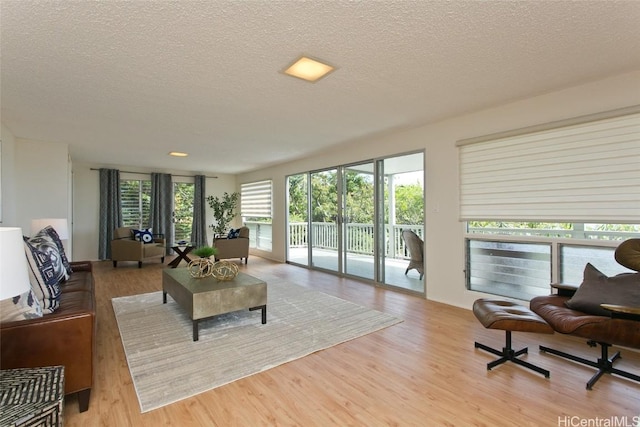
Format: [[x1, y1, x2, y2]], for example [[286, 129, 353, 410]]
[[402, 229, 424, 280]]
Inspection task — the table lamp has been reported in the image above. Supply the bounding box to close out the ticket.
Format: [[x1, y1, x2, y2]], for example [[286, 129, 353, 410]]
[[0, 227, 31, 300]]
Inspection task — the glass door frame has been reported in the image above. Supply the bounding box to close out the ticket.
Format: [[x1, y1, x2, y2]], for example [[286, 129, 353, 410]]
[[308, 167, 342, 274], [285, 150, 425, 294]]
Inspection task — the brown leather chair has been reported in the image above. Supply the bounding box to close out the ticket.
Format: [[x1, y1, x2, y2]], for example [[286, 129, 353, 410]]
[[402, 229, 424, 279], [530, 238, 640, 389], [111, 227, 166, 268], [213, 226, 250, 264]]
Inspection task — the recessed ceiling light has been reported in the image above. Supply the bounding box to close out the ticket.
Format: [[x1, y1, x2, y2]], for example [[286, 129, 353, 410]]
[[169, 151, 188, 157], [283, 56, 335, 83]]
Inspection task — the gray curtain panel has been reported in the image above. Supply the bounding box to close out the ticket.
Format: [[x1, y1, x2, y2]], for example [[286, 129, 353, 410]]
[[98, 168, 121, 260], [191, 175, 208, 247], [149, 172, 173, 254]]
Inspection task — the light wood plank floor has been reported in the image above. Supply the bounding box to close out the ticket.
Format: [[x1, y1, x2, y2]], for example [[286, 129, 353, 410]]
[[64, 256, 639, 426]]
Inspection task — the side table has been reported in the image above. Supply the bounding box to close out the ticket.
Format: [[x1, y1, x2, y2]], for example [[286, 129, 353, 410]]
[[0, 366, 65, 427], [168, 244, 194, 268]]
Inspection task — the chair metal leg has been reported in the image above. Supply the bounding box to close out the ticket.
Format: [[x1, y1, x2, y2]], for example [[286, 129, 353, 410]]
[[475, 331, 550, 378], [540, 341, 640, 389]]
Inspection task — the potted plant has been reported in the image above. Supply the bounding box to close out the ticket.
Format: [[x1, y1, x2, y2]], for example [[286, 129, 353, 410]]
[[192, 245, 217, 259], [206, 192, 240, 237]]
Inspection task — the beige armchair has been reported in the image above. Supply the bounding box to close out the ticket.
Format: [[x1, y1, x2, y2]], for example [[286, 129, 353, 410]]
[[213, 226, 250, 264], [111, 227, 166, 268]]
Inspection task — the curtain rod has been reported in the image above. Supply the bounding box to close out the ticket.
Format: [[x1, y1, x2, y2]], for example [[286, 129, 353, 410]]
[[90, 168, 218, 179]]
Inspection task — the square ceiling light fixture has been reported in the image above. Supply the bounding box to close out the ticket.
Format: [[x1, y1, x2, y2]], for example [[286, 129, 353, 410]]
[[283, 56, 335, 83], [169, 151, 188, 157]]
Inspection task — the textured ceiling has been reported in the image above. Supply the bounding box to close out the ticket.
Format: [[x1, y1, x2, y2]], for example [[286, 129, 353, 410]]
[[2, 1, 639, 174]]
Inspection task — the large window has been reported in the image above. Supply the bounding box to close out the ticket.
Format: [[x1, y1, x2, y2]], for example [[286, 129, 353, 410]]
[[119, 178, 194, 243], [241, 180, 272, 251], [466, 223, 639, 300], [459, 108, 640, 300], [120, 179, 151, 229]]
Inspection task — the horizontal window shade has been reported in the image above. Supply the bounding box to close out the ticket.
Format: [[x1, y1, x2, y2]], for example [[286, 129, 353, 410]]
[[241, 180, 272, 218], [459, 112, 640, 223]]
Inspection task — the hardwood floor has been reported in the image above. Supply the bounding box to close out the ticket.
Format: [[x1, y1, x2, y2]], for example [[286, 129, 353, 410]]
[[64, 256, 639, 426]]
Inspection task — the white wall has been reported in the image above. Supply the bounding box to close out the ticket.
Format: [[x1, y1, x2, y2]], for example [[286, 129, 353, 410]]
[[0, 124, 19, 226], [71, 162, 238, 261], [13, 138, 71, 240], [0, 132, 72, 253], [238, 70, 640, 309]]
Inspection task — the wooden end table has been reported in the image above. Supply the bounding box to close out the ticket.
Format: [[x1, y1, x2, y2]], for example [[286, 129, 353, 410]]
[[168, 244, 194, 268], [0, 366, 65, 427]]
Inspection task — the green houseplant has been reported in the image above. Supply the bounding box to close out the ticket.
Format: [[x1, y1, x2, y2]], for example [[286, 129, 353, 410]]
[[192, 245, 217, 259], [206, 192, 240, 236]]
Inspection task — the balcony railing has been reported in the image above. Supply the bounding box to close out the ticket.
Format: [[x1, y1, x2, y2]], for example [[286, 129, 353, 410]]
[[249, 221, 423, 260], [247, 221, 638, 284]]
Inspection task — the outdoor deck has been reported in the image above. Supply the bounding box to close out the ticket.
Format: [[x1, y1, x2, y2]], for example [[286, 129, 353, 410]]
[[288, 248, 424, 293]]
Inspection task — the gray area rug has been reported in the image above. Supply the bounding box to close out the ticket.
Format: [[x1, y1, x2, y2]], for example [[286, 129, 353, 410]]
[[112, 281, 402, 413]]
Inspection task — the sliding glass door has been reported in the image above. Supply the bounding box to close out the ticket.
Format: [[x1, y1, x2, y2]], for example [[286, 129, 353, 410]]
[[310, 169, 339, 272], [343, 163, 375, 280], [286, 174, 309, 266], [378, 154, 424, 292], [286, 152, 424, 293]]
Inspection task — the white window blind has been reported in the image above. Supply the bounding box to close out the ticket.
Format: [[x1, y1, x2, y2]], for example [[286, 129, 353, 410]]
[[241, 180, 272, 218], [458, 110, 640, 223]]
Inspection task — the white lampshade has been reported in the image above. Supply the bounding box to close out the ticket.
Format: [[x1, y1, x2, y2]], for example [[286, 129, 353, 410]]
[[31, 218, 69, 239], [0, 227, 31, 300]]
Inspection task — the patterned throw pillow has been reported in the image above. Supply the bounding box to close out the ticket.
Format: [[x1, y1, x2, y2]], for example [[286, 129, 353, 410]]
[[227, 228, 240, 239], [23, 239, 62, 314], [30, 226, 72, 280], [0, 288, 43, 322], [133, 228, 155, 244]]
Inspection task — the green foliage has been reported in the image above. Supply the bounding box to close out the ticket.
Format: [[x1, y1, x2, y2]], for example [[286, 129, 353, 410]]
[[288, 174, 308, 222], [468, 221, 572, 229], [193, 245, 217, 258], [206, 192, 240, 235], [344, 171, 374, 223], [467, 222, 639, 239], [394, 184, 424, 225], [173, 182, 194, 242], [287, 172, 424, 226], [310, 171, 337, 222], [585, 223, 640, 232]]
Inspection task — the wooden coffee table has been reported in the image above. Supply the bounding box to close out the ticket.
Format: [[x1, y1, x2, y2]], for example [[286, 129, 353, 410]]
[[162, 268, 267, 341]]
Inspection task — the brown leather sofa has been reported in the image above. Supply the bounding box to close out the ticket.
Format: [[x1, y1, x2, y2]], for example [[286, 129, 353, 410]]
[[213, 226, 250, 264], [0, 261, 96, 412]]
